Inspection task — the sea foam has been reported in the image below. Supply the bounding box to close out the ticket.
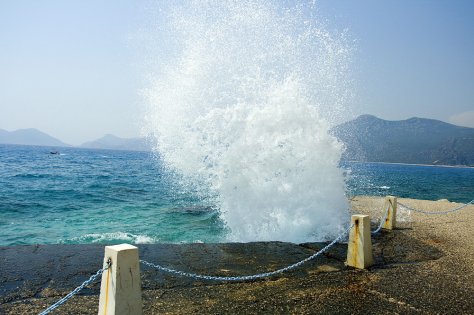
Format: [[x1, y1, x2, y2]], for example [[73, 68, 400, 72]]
[[62, 232, 157, 244]]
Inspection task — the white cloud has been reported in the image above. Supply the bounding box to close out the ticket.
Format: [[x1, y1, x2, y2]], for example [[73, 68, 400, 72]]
[[448, 111, 474, 128]]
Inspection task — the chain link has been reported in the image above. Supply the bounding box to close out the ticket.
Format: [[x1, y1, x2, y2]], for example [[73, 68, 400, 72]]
[[38, 267, 107, 315], [140, 224, 352, 282], [397, 199, 473, 215], [372, 203, 390, 235]]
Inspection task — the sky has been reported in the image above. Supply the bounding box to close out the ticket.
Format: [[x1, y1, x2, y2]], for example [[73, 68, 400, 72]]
[[1, 0, 473, 145]]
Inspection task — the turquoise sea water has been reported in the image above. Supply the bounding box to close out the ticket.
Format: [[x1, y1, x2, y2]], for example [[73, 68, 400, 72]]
[[342, 161, 474, 203], [1, 144, 473, 246]]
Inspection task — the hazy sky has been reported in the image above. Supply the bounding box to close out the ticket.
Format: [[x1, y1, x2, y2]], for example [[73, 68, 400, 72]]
[[1, 1, 473, 145]]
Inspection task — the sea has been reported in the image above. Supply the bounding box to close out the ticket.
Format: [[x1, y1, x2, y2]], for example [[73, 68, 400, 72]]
[[1, 144, 473, 246]]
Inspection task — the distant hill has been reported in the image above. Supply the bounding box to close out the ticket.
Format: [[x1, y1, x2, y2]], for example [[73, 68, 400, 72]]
[[332, 115, 474, 166], [80, 134, 152, 152], [0, 128, 70, 147]]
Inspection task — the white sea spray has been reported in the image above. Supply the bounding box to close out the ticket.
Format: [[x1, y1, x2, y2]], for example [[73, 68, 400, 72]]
[[143, 1, 353, 242]]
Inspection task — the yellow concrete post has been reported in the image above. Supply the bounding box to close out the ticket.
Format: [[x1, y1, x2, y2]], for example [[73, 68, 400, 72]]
[[346, 215, 374, 269], [382, 196, 397, 230], [98, 244, 143, 315]]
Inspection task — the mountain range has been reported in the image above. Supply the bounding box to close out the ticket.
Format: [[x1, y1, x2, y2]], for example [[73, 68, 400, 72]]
[[1, 115, 473, 165], [331, 115, 474, 166], [0, 128, 151, 152], [0, 128, 69, 147], [79, 134, 151, 152]]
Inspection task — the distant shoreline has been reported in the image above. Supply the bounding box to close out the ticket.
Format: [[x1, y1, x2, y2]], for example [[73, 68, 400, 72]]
[[346, 160, 474, 169]]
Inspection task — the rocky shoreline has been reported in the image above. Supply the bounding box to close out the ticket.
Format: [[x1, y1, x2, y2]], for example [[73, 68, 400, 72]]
[[1, 196, 473, 314]]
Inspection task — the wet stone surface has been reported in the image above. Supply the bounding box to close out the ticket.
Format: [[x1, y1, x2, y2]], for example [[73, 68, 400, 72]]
[[0, 241, 347, 303], [1, 197, 474, 314]]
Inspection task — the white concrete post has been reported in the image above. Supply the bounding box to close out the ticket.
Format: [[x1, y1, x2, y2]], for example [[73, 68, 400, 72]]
[[98, 244, 143, 315], [346, 215, 374, 269], [382, 196, 397, 230]]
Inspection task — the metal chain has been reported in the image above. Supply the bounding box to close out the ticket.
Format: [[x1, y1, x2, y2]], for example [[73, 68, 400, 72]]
[[140, 224, 353, 282], [38, 266, 107, 315], [397, 199, 473, 215], [372, 203, 390, 235]]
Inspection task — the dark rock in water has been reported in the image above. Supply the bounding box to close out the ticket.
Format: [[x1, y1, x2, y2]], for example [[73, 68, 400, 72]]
[[169, 205, 216, 214]]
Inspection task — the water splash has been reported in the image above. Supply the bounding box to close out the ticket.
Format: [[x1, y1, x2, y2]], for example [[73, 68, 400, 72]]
[[143, 1, 352, 243]]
